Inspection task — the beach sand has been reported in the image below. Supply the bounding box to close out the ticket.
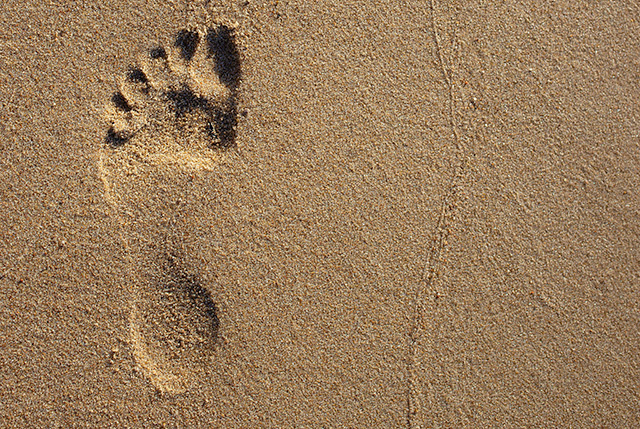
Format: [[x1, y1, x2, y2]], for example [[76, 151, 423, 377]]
[[0, 0, 638, 426]]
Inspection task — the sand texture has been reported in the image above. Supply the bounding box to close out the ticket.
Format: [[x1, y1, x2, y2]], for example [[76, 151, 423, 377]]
[[1, 0, 639, 426]]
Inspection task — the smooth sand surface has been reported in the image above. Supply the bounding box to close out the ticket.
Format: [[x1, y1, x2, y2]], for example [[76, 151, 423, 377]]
[[1, 0, 639, 426]]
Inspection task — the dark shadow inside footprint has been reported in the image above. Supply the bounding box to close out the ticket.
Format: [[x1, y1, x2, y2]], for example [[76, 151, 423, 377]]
[[175, 29, 200, 61], [127, 67, 149, 84], [157, 254, 220, 350], [166, 87, 210, 118], [206, 103, 237, 149], [150, 46, 167, 59], [206, 25, 241, 89], [105, 127, 129, 147], [166, 86, 237, 149], [111, 91, 132, 112]]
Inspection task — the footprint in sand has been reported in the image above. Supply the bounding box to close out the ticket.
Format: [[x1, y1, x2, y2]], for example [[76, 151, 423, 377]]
[[97, 25, 240, 393]]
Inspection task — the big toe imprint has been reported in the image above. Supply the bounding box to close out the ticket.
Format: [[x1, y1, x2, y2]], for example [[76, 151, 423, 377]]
[[98, 25, 241, 394]]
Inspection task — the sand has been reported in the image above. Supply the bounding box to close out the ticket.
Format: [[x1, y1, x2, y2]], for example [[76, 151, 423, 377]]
[[1, 0, 639, 426]]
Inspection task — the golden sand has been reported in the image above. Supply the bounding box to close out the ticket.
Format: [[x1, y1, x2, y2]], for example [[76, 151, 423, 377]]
[[0, 0, 638, 426]]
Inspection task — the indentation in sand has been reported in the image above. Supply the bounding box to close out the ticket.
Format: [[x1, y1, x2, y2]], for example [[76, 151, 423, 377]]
[[97, 24, 240, 393]]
